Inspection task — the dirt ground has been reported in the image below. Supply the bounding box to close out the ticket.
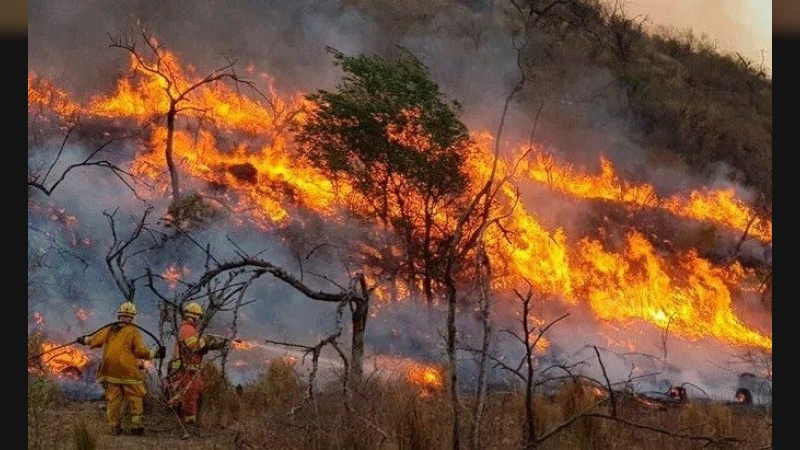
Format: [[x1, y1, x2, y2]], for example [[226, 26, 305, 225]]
[[29, 399, 244, 450]]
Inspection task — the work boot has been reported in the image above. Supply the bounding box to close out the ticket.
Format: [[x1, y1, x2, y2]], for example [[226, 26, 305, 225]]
[[182, 416, 204, 438], [130, 426, 145, 436], [110, 425, 123, 436], [180, 424, 199, 440], [182, 415, 198, 426]]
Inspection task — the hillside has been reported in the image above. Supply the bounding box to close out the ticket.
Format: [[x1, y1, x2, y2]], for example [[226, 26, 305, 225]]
[[29, 1, 771, 448]]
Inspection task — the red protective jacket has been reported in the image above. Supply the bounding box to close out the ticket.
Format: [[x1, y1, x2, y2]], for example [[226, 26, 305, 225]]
[[172, 318, 207, 372]]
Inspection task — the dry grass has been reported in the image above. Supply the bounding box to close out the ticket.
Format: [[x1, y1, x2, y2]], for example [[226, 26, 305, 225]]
[[28, 360, 771, 450]]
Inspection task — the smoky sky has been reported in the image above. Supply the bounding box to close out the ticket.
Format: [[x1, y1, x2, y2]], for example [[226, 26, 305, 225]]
[[29, 1, 524, 129], [29, 0, 756, 193], [30, 1, 382, 99]]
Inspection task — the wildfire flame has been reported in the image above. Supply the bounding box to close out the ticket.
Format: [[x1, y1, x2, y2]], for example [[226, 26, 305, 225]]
[[30, 341, 91, 379], [231, 339, 258, 350], [372, 355, 445, 397], [231, 340, 443, 396], [516, 152, 771, 242], [27, 44, 772, 354]]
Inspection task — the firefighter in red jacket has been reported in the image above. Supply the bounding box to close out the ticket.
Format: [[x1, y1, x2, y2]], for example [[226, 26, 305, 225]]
[[77, 301, 166, 436], [168, 302, 226, 425]]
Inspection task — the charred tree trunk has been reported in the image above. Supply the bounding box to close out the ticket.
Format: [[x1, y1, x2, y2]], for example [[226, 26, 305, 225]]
[[521, 290, 537, 448], [165, 103, 181, 204], [350, 275, 370, 382], [469, 246, 492, 450], [445, 261, 461, 450], [423, 202, 435, 307]]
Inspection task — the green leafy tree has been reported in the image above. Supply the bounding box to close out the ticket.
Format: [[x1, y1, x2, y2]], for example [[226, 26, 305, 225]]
[[294, 47, 474, 305]]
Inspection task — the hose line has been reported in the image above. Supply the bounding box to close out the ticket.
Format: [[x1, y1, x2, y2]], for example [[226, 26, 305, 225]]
[[28, 321, 163, 361]]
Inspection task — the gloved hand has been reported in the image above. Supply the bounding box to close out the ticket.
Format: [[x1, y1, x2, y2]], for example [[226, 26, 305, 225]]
[[155, 345, 167, 359], [204, 335, 218, 347], [76, 336, 87, 346]]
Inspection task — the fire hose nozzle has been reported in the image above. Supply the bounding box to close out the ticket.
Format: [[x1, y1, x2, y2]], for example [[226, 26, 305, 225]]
[[204, 334, 230, 350]]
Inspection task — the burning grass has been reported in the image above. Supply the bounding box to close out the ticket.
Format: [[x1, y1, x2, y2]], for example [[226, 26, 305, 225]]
[[27, 358, 772, 449]]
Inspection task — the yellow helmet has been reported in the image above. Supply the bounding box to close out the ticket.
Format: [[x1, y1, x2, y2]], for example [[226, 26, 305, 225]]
[[118, 301, 137, 318], [183, 302, 203, 318]]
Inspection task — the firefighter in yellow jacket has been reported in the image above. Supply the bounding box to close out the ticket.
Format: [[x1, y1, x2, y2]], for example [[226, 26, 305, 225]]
[[77, 301, 166, 436]]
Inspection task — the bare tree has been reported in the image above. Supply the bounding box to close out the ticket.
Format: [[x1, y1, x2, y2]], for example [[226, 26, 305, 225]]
[[144, 239, 374, 384], [603, 0, 647, 68], [108, 24, 260, 208], [467, 243, 492, 450], [104, 206, 159, 302]]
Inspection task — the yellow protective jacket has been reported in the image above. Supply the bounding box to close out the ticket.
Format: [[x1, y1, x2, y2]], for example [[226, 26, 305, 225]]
[[85, 323, 155, 385]]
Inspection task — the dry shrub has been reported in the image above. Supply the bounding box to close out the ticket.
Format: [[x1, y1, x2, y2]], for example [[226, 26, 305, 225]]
[[474, 392, 528, 448], [71, 419, 96, 450], [552, 380, 603, 418], [549, 380, 608, 447], [28, 330, 46, 368], [27, 366, 773, 450], [362, 362, 451, 448], [197, 363, 241, 426], [186, 359, 306, 429], [389, 379, 449, 450], [249, 357, 305, 411], [163, 191, 219, 231], [530, 395, 563, 436], [396, 397, 429, 450], [676, 402, 734, 437], [28, 376, 61, 449]]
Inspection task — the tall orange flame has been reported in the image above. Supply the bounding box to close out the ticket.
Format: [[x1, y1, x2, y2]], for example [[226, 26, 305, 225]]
[[517, 151, 771, 242]]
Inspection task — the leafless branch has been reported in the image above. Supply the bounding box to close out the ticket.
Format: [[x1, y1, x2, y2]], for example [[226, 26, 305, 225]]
[[104, 206, 155, 301], [578, 413, 745, 445], [27, 225, 91, 270], [28, 124, 139, 197], [108, 23, 265, 204], [592, 345, 616, 416]]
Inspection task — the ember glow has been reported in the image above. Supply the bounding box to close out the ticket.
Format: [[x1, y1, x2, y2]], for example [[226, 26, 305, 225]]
[[75, 308, 90, 323], [162, 264, 189, 289], [27, 44, 771, 355], [372, 355, 445, 397], [405, 365, 444, 395]]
